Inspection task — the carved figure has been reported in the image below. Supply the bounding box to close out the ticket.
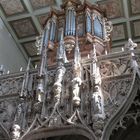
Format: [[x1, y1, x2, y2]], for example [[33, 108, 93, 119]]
[[12, 124, 21, 140]]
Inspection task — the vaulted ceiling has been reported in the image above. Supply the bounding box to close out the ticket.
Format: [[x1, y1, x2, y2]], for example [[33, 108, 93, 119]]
[[0, 0, 140, 66]]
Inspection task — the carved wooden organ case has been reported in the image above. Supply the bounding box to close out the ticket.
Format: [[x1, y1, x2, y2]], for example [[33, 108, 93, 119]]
[[0, 0, 140, 140]]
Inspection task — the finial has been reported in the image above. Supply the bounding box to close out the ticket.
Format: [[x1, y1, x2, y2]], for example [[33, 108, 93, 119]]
[[93, 44, 96, 55], [125, 38, 137, 51], [105, 50, 108, 55], [27, 58, 31, 71], [7, 70, 10, 74], [45, 21, 50, 30], [35, 64, 38, 69], [91, 44, 97, 62], [20, 67, 23, 71]]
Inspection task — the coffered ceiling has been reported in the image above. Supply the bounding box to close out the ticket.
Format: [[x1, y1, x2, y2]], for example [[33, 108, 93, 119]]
[[0, 0, 140, 66]]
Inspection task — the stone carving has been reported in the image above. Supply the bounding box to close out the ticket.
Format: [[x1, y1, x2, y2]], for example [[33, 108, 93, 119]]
[[0, 77, 22, 96], [125, 39, 140, 76], [14, 98, 28, 131], [0, 99, 17, 133], [20, 58, 31, 98], [102, 78, 132, 119], [35, 34, 43, 55], [12, 124, 21, 140], [90, 46, 105, 138], [53, 29, 67, 101], [111, 88, 140, 138], [100, 59, 131, 78], [125, 38, 137, 50], [72, 37, 82, 107], [0, 48, 138, 140], [104, 18, 113, 41], [37, 22, 50, 102]]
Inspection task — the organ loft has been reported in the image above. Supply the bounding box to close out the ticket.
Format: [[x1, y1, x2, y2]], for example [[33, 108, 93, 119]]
[[0, 0, 140, 140]]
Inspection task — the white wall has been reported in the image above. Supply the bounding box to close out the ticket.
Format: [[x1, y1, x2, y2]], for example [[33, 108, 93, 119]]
[[0, 18, 27, 73]]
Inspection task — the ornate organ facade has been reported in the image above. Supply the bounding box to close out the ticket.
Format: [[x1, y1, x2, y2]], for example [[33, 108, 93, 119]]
[[0, 0, 140, 140]]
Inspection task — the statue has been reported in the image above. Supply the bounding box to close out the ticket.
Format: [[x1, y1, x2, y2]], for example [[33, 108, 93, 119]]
[[90, 45, 105, 119], [14, 98, 27, 131], [72, 36, 82, 107], [12, 124, 21, 140], [53, 29, 67, 101]]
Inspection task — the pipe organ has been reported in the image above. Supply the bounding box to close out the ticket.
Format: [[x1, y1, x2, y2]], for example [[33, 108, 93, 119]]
[[44, 0, 112, 55]]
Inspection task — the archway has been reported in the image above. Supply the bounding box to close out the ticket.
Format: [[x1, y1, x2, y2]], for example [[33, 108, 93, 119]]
[[21, 125, 96, 140], [110, 117, 140, 140], [110, 89, 140, 140], [46, 135, 89, 140]]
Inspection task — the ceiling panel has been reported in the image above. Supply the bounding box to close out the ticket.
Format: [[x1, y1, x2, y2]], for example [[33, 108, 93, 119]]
[[137, 42, 140, 48], [22, 41, 38, 57], [37, 13, 50, 28], [0, 0, 27, 17], [9, 17, 38, 39], [112, 23, 128, 42], [128, 0, 140, 16], [131, 19, 140, 39], [30, 0, 56, 10], [98, 0, 124, 19]]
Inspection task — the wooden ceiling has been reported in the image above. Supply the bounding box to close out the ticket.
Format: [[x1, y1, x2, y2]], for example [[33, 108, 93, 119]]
[[0, 0, 140, 65]]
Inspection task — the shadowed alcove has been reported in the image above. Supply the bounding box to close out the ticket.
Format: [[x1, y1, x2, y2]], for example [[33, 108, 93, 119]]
[[110, 89, 140, 140], [45, 135, 89, 140]]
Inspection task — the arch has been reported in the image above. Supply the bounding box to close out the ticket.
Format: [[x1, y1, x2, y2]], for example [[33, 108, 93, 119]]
[[110, 116, 140, 140], [102, 73, 140, 140], [47, 134, 89, 140], [21, 125, 97, 140]]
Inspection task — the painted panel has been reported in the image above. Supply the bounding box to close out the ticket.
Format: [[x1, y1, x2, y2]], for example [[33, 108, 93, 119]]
[[38, 13, 49, 28], [0, 0, 27, 16], [22, 41, 37, 57], [133, 20, 140, 37], [129, 0, 140, 16], [131, 20, 140, 39], [112, 23, 127, 42], [10, 18, 38, 39], [98, 0, 123, 19], [136, 42, 140, 49], [30, 0, 56, 10]]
